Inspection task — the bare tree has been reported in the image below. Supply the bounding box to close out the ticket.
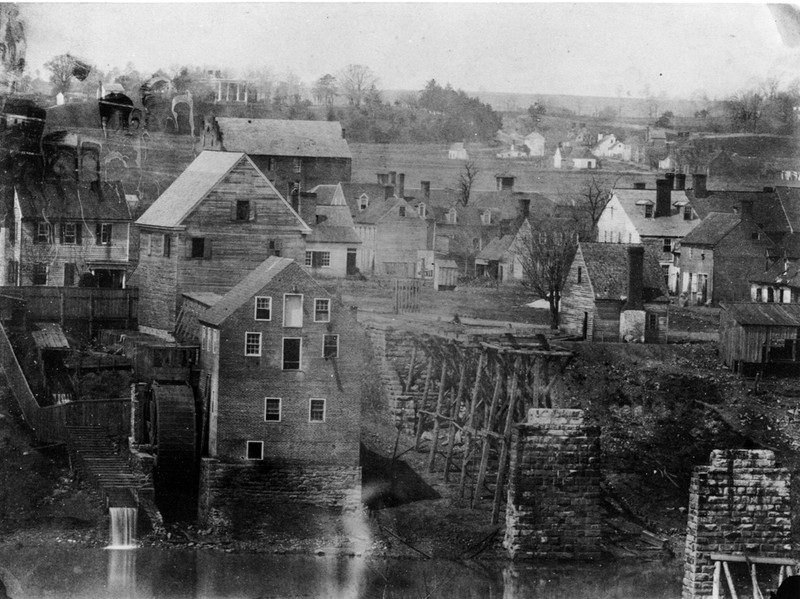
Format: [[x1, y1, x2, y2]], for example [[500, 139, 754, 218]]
[[456, 160, 479, 207], [44, 54, 75, 95], [312, 73, 338, 106], [516, 217, 579, 329], [339, 64, 378, 107], [563, 174, 616, 241]]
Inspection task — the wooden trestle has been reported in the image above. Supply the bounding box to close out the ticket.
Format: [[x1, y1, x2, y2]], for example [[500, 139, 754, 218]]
[[404, 333, 573, 524]]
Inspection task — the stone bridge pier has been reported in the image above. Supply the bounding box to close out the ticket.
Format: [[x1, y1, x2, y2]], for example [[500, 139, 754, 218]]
[[682, 450, 793, 599]]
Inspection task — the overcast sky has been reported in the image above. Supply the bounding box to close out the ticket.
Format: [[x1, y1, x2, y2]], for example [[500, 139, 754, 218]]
[[18, 2, 800, 99]]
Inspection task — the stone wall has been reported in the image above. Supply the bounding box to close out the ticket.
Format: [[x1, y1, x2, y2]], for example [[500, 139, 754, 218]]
[[504, 408, 601, 560], [682, 449, 792, 599], [198, 458, 361, 529]]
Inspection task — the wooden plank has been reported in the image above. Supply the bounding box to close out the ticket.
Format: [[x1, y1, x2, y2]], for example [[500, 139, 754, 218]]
[[459, 350, 486, 497], [710, 554, 798, 566], [492, 355, 521, 525], [472, 360, 503, 509], [750, 562, 763, 599], [712, 561, 721, 599], [404, 344, 417, 393], [426, 361, 448, 473]]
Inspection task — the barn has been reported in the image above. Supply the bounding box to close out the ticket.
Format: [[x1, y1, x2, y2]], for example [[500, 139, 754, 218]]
[[719, 302, 800, 373]]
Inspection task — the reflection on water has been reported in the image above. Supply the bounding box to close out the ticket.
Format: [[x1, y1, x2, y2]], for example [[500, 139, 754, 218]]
[[0, 546, 682, 599]]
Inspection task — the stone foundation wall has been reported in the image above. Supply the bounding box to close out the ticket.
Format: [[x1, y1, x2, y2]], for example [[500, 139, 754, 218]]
[[198, 458, 362, 529], [504, 408, 601, 560], [682, 449, 792, 599]]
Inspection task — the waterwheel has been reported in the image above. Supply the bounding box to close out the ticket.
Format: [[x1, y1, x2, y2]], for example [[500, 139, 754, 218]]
[[148, 381, 197, 475]]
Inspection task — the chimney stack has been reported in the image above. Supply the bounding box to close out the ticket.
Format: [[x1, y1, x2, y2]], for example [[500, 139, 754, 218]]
[[740, 199, 754, 220], [665, 172, 676, 190], [625, 245, 645, 310], [675, 173, 686, 191], [384, 185, 394, 200], [341, 128, 346, 139], [519, 198, 531, 219], [692, 173, 708, 198], [397, 173, 405, 199], [421, 181, 431, 200], [655, 179, 672, 218], [633, 182, 646, 190], [389, 171, 397, 185], [377, 172, 388, 185]]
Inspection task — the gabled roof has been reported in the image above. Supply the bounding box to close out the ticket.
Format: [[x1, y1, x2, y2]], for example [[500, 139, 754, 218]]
[[721, 302, 800, 327], [14, 174, 131, 221], [750, 259, 800, 286], [200, 257, 327, 327], [308, 184, 360, 244], [610, 189, 698, 237], [136, 151, 310, 232], [449, 142, 465, 151], [578, 242, 667, 301], [571, 147, 597, 160], [355, 196, 419, 225], [680, 212, 741, 246], [775, 187, 800, 233], [476, 235, 515, 261], [686, 189, 791, 236], [215, 118, 351, 159]]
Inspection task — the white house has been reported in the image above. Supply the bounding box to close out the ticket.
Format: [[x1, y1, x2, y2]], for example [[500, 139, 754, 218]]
[[524, 132, 546, 157], [448, 143, 469, 160]]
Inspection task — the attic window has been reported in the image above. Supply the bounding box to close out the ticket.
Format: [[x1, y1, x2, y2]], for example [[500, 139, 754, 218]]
[[418, 203, 426, 218], [683, 206, 692, 220], [293, 158, 302, 174], [235, 200, 251, 221], [359, 194, 369, 211], [752, 231, 760, 240], [36, 222, 51, 244], [481, 210, 492, 225], [645, 205, 653, 218]]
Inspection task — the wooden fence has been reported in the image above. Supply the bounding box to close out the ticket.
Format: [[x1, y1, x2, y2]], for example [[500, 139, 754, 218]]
[[394, 279, 421, 314], [0, 287, 138, 332], [0, 321, 130, 444]]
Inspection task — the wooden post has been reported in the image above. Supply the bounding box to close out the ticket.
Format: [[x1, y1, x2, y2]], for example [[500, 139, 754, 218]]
[[723, 561, 740, 599], [459, 350, 486, 496], [89, 293, 95, 339], [778, 565, 785, 587], [404, 344, 417, 393], [444, 360, 468, 482], [472, 359, 503, 508], [491, 355, 521, 525], [414, 356, 434, 451], [750, 563, 762, 599], [426, 359, 448, 473], [59, 290, 65, 327], [712, 561, 721, 599]]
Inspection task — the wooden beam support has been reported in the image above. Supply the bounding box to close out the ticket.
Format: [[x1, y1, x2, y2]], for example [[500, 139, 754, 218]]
[[404, 343, 417, 393], [445, 360, 469, 482], [426, 361, 448, 473], [472, 360, 503, 509], [723, 561, 740, 599], [712, 561, 721, 599], [459, 350, 486, 496], [492, 355, 521, 525], [414, 356, 434, 452]]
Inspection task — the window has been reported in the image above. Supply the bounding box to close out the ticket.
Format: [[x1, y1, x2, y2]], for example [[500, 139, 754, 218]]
[[309, 398, 326, 423], [95, 223, 112, 245], [314, 298, 330, 322], [36, 222, 51, 244], [282, 337, 301, 370], [191, 237, 210, 259], [323, 334, 339, 359], [644, 204, 653, 218], [447, 208, 458, 224], [751, 231, 760, 240], [235, 200, 250, 221], [255, 296, 272, 321], [144, 233, 152, 256], [268, 240, 281, 257], [647, 313, 658, 330], [163, 234, 171, 258], [62, 223, 77, 244], [212, 330, 219, 354], [577, 266, 582, 283], [246, 441, 263, 460], [293, 158, 302, 174], [755, 287, 763, 302], [264, 398, 281, 422], [63, 263, 76, 286], [305, 251, 331, 268], [399, 206, 406, 217], [683, 206, 692, 220], [417, 203, 426, 218], [244, 332, 262, 356], [359, 194, 369, 211], [284, 294, 303, 327], [481, 210, 492, 225], [662, 238, 672, 253], [32, 263, 47, 286]]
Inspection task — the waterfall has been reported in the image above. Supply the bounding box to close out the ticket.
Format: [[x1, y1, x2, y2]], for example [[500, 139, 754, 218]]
[[108, 507, 138, 549]]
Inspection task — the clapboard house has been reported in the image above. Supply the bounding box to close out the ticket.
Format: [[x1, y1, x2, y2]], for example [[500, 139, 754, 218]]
[[720, 302, 800, 373], [1, 172, 133, 288], [561, 243, 669, 342], [200, 117, 352, 214], [194, 257, 363, 523], [132, 150, 311, 331]]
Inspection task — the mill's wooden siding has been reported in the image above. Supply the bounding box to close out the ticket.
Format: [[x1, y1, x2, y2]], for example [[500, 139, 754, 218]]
[[560, 249, 595, 339], [720, 311, 800, 367]]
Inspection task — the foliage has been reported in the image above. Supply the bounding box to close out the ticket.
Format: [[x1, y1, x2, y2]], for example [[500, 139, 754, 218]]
[[517, 217, 579, 328], [563, 173, 615, 241], [339, 64, 378, 108], [417, 79, 502, 142], [456, 160, 479, 206], [44, 54, 77, 95], [654, 110, 673, 128], [725, 80, 800, 134], [312, 73, 338, 106]]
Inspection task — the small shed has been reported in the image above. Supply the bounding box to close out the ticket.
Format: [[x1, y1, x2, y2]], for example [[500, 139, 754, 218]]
[[434, 259, 459, 291], [719, 302, 800, 371]]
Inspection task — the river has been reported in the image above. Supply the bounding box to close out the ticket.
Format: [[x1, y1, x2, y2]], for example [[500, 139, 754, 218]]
[[0, 546, 682, 598]]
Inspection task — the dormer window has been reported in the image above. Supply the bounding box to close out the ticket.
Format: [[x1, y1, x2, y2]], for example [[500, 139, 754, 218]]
[[481, 210, 492, 225], [399, 206, 406, 217], [418, 203, 426, 218], [683, 206, 692, 220], [645, 204, 653, 218], [447, 208, 458, 224], [359, 194, 369, 211]]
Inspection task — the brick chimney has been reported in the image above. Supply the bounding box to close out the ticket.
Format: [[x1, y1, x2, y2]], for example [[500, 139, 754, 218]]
[[665, 172, 675, 190], [633, 182, 646, 190], [740, 198, 754, 220], [377, 172, 388, 185], [675, 173, 686, 191], [421, 181, 431, 200], [655, 179, 671, 218], [692, 173, 708, 198], [384, 185, 394, 200], [397, 173, 405, 199], [625, 245, 645, 310], [389, 171, 397, 185]]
